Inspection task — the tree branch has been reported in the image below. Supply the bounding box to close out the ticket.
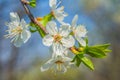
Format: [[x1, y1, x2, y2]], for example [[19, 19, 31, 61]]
[[20, 0, 47, 34]]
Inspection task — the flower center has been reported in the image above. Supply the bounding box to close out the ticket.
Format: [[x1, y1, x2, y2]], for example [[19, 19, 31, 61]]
[[55, 60, 64, 71], [79, 28, 85, 32], [12, 26, 23, 34], [53, 34, 62, 42], [55, 60, 64, 64]]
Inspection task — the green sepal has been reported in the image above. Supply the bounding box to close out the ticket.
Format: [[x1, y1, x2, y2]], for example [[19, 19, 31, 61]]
[[29, 27, 37, 33], [29, 0, 36, 8]]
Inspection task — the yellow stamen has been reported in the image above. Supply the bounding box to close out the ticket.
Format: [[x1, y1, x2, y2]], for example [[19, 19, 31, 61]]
[[55, 60, 64, 64], [11, 26, 22, 34], [53, 34, 62, 42], [55, 60, 63, 71]]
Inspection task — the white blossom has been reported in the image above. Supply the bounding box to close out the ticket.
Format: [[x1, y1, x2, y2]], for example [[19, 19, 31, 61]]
[[42, 21, 75, 56], [40, 55, 72, 73], [4, 12, 31, 47], [71, 15, 87, 46], [49, 0, 67, 23]]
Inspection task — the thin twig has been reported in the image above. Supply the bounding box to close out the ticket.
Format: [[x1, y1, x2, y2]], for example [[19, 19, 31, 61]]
[[20, 0, 47, 33]]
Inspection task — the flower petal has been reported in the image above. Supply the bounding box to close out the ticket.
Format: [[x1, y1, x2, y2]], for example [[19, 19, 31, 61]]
[[49, 0, 57, 7], [21, 30, 31, 43], [76, 37, 86, 46], [59, 24, 70, 37], [71, 15, 78, 27], [54, 10, 67, 23], [52, 43, 65, 57], [61, 65, 67, 73], [63, 56, 72, 62], [10, 12, 20, 23], [75, 25, 87, 37], [13, 35, 23, 47], [20, 19, 27, 28], [46, 21, 58, 35], [61, 35, 75, 48], [41, 59, 54, 72], [42, 35, 54, 46]]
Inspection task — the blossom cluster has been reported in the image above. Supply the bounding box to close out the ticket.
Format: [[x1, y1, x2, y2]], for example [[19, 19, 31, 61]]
[[5, 0, 111, 73]]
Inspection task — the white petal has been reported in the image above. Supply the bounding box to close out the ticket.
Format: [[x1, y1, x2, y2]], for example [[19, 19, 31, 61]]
[[72, 15, 78, 27], [61, 65, 67, 73], [7, 22, 19, 31], [76, 37, 86, 46], [63, 56, 72, 62], [61, 35, 75, 48], [75, 25, 87, 37], [42, 35, 54, 46], [46, 21, 58, 35], [49, 0, 57, 7], [13, 35, 23, 47], [54, 10, 66, 23], [20, 19, 27, 28], [10, 12, 20, 23], [59, 24, 70, 37], [21, 30, 31, 43], [57, 6, 64, 13], [41, 59, 54, 72], [52, 43, 65, 57]]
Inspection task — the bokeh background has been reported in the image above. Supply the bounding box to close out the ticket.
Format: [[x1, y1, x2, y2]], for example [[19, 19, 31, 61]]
[[0, 0, 120, 80]]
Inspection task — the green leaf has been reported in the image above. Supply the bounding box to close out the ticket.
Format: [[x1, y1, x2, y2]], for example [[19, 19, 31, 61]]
[[78, 55, 94, 70], [85, 37, 88, 46], [85, 43, 111, 58], [104, 49, 112, 53], [76, 56, 82, 67], [71, 55, 82, 67], [29, 0, 36, 8], [91, 44, 110, 50], [87, 47, 106, 58], [42, 13, 53, 26]]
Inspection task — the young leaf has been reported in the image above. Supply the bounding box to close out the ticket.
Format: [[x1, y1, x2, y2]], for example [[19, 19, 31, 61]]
[[85, 37, 88, 46], [78, 55, 94, 70], [71, 55, 82, 67], [85, 43, 111, 58], [87, 47, 106, 58], [91, 44, 110, 50], [76, 56, 82, 67], [42, 13, 53, 26], [29, 0, 36, 8]]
